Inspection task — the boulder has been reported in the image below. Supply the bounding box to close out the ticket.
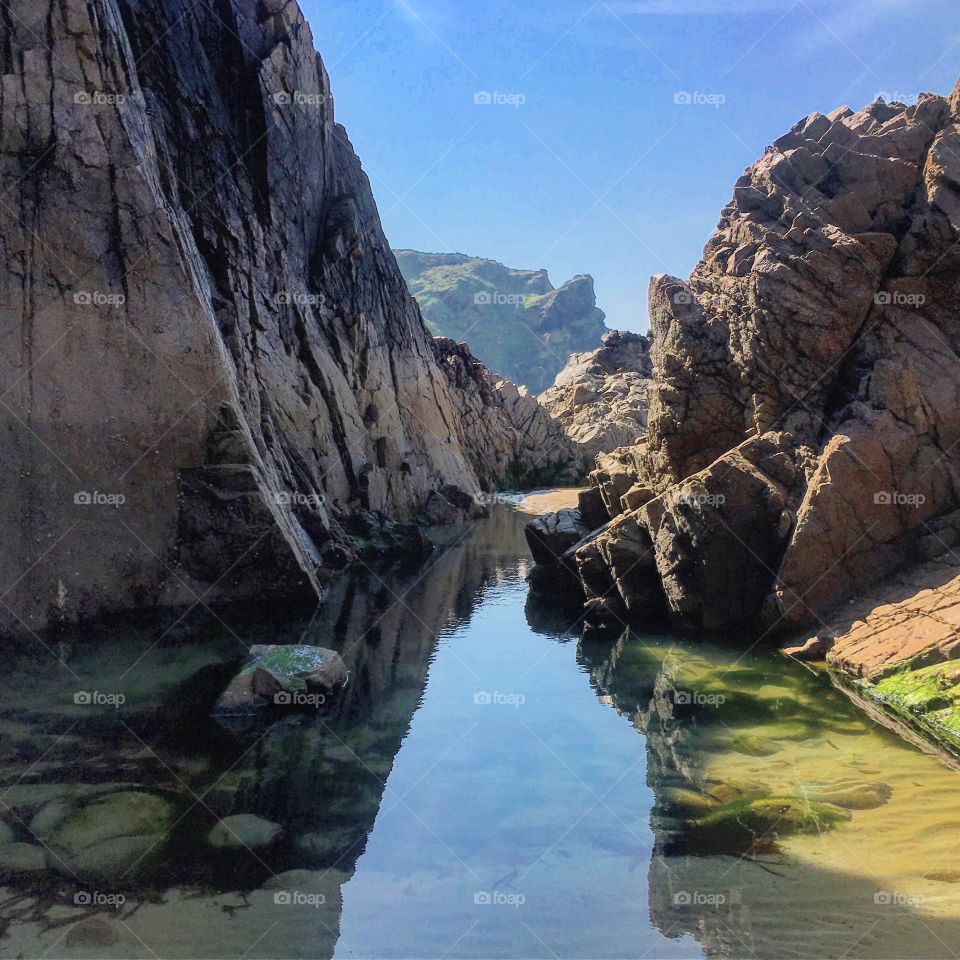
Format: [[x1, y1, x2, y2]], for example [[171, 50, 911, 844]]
[[44, 791, 178, 880], [214, 645, 348, 718], [524, 509, 591, 565]]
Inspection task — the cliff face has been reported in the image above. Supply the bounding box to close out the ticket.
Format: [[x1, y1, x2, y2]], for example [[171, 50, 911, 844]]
[[539, 330, 652, 462], [0, 0, 556, 636], [395, 250, 608, 393], [551, 85, 960, 654]]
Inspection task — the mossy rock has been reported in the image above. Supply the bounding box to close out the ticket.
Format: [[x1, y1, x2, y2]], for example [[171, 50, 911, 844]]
[[688, 795, 850, 853], [659, 787, 719, 818]]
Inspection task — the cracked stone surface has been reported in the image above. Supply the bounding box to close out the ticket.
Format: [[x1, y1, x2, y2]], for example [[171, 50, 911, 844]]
[[0, 0, 579, 636], [556, 83, 960, 659]]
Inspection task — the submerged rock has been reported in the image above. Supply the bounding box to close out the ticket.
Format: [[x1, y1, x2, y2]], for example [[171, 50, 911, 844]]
[[208, 815, 283, 851], [798, 779, 892, 810], [0, 843, 47, 875], [44, 791, 178, 880], [214, 645, 348, 718], [688, 795, 851, 854]]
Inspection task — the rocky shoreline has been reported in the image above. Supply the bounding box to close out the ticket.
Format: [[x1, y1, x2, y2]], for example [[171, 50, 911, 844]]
[[527, 83, 960, 756]]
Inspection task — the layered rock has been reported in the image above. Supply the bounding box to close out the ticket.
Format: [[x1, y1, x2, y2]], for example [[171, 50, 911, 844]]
[[0, 0, 579, 637], [542, 85, 960, 653], [432, 337, 586, 491], [538, 330, 653, 461], [395, 250, 608, 393]]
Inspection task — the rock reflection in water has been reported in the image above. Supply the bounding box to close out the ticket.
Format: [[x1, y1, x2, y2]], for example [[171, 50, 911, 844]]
[[0, 509, 526, 959], [580, 631, 960, 960]]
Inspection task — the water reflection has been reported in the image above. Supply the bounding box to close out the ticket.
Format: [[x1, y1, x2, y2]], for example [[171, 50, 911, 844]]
[[1, 503, 959, 958]]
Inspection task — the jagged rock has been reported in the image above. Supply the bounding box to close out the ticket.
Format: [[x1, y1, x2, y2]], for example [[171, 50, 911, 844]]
[[396, 251, 608, 393], [0, 0, 534, 639], [539, 331, 653, 461], [432, 338, 586, 489], [552, 84, 960, 648], [524, 509, 591, 565]]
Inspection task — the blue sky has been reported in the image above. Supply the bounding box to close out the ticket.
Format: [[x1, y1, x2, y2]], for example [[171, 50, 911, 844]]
[[301, 0, 959, 332]]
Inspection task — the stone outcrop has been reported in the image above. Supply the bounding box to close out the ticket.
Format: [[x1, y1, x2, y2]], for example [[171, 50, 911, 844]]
[[539, 330, 653, 461], [432, 338, 586, 490], [537, 85, 960, 655], [0, 0, 579, 638], [395, 250, 608, 393]]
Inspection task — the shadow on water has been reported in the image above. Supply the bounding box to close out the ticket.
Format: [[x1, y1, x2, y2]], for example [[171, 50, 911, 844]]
[[0, 502, 959, 958]]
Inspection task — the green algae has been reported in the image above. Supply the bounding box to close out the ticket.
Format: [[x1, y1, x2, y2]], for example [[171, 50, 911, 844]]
[[688, 794, 851, 854], [854, 657, 960, 757]]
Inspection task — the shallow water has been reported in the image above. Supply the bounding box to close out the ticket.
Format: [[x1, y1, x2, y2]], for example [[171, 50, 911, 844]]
[[1, 501, 960, 958]]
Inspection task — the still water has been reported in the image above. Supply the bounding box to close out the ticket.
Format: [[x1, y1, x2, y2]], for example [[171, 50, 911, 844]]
[[1, 500, 960, 958]]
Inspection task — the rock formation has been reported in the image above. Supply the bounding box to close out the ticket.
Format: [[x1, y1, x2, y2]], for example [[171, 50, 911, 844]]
[[0, 0, 580, 638], [395, 250, 608, 393], [432, 338, 586, 494], [535, 85, 960, 667], [539, 330, 652, 461]]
